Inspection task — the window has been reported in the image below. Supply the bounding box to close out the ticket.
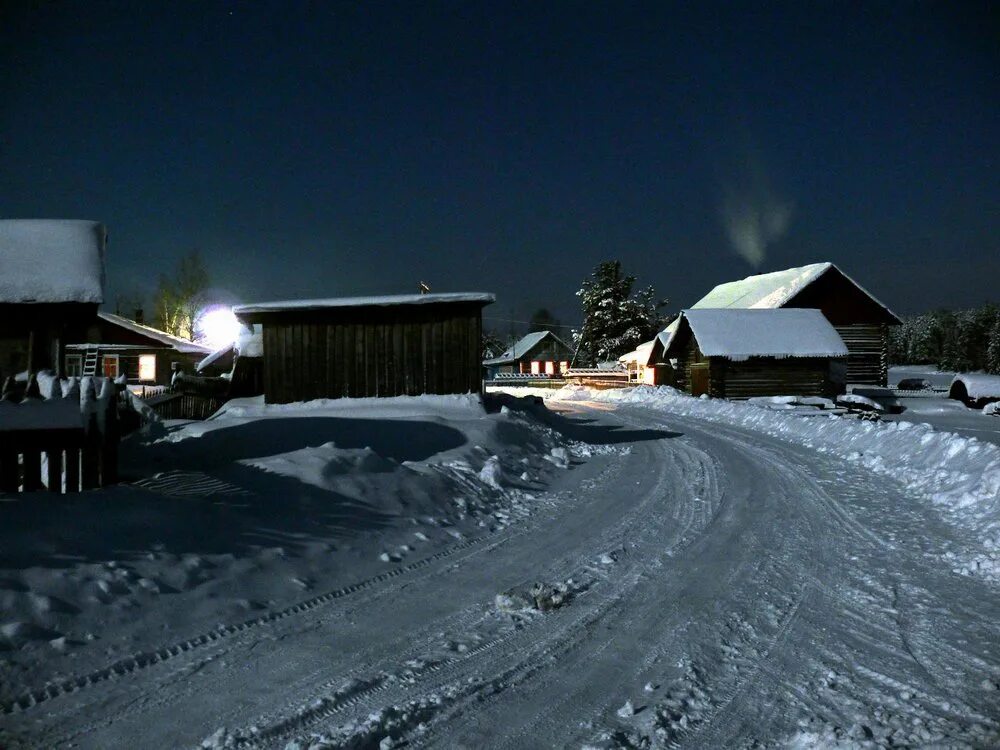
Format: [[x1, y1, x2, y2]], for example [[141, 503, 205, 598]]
[[139, 354, 157, 382], [102, 354, 119, 378], [560, 360, 570, 373], [530, 360, 541, 374], [65, 354, 82, 377], [545, 360, 555, 375]]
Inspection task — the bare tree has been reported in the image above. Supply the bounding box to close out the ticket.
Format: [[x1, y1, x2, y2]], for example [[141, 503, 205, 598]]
[[154, 250, 210, 340]]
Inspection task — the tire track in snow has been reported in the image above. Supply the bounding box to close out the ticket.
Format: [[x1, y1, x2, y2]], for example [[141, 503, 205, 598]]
[[232, 433, 694, 749]]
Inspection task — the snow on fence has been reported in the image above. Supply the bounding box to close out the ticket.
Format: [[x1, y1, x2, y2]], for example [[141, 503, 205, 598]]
[[0, 373, 119, 493]]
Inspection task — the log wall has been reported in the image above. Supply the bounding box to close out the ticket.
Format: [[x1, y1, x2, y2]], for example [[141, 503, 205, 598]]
[[834, 324, 888, 386]]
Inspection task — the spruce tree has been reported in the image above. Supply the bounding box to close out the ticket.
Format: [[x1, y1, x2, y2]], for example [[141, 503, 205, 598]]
[[574, 261, 666, 365]]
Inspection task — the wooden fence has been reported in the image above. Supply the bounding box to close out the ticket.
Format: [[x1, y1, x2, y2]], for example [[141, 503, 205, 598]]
[[0, 393, 119, 494], [146, 392, 227, 421]]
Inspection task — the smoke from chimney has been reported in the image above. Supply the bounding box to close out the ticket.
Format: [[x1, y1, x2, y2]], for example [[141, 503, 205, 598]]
[[718, 150, 792, 268]]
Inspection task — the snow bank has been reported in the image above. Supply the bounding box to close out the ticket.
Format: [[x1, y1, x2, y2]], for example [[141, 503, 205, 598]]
[[952, 373, 1000, 400], [0, 219, 106, 304], [551, 386, 1000, 536]]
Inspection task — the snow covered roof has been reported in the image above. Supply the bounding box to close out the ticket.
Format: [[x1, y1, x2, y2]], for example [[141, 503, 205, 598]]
[[662, 262, 899, 336], [618, 339, 656, 366], [197, 345, 234, 373], [0, 219, 106, 304], [664, 309, 849, 362], [97, 312, 212, 354], [483, 330, 573, 366], [235, 292, 495, 316]]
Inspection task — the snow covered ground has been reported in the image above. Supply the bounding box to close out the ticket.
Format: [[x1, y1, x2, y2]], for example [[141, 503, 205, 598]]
[[2, 387, 999, 748]]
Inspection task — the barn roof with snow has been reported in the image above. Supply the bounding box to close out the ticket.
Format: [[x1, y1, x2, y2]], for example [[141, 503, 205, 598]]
[[94, 312, 212, 354], [0, 219, 107, 304], [663, 309, 849, 362], [483, 330, 573, 366], [664, 262, 900, 335]]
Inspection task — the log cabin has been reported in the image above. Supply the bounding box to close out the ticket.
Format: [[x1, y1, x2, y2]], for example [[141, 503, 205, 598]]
[[662, 309, 849, 399], [63, 312, 211, 388], [234, 292, 494, 403], [662, 263, 900, 385], [0, 219, 107, 382], [483, 330, 575, 378]]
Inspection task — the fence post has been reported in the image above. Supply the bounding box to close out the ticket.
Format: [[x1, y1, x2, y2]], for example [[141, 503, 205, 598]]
[[101, 398, 119, 485], [0, 443, 17, 492], [46, 446, 63, 493], [65, 444, 80, 492], [81, 412, 101, 490]]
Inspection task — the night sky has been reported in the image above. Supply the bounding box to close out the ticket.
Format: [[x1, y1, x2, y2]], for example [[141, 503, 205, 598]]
[[1, 2, 996, 332]]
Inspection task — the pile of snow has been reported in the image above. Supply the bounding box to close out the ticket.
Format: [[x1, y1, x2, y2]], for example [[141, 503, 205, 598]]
[[235, 323, 262, 357], [0, 219, 106, 304], [0, 391, 588, 697], [551, 385, 1000, 539], [952, 373, 1000, 401], [0, 372, 115, 431]]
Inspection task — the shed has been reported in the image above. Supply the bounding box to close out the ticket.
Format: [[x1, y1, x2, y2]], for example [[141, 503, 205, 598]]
[[663, 263, 899, 385], [483, 330, 575, 377], [0, 219, 107, 380], [234, 292, 494, 403], [63, 312, 211, 386], [662, 309, 849, 399], [618, 339, 673, 385]]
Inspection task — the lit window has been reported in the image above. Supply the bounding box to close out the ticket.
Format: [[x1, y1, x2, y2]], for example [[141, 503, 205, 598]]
[[102, 354, 119, 378], [545, 361, 555, 375], [560, 361, 569, 373], [531, 361, 541, 374], [139, 354, 156, 382]]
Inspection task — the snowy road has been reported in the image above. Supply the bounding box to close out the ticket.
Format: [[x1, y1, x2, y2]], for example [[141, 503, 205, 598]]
[[4, 401, 1000, 748]]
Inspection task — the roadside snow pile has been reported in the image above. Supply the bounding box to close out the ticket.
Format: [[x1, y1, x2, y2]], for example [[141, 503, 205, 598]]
[[0, 392, 583, 701], [951, 373, 1000, 401], [552, 386, 1000, 538]]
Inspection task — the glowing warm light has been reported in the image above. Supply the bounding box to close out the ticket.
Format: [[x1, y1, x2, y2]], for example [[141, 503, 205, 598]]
[[138, 354, 157, 381], [195, 306, 242, 350]]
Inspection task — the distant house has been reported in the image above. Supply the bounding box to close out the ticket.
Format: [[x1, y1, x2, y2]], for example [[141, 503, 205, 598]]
[[63, 312, 212, 386], [618, 339, 673, 385], [661, 308, 849, 399], [0, 219, 107, 381], [234, 292, 494, 403], [664, 263, 900, 385], [483, 331, 575, 378]]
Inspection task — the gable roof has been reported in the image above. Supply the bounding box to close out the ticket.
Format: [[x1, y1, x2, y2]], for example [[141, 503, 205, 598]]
[[483, 330, 573, 365], [663, 309, 848, 362], [97, 312, 212, 354], [618, 339, 657, 366], [663, 262, 900, 335], [0, 219, 106, 304]]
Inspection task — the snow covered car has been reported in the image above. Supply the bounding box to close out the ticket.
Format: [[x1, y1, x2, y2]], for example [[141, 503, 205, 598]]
[[949, 373, 1000, 409]]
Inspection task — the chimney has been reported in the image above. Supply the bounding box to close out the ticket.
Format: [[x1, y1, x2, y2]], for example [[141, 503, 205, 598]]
[[135, 308, 144, 325]]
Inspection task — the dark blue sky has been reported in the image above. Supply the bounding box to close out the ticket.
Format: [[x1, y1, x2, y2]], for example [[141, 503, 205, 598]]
[[1, 2, 996, 331]]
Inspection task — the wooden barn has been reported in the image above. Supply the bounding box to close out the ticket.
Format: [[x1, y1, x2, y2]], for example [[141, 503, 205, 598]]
[[483, 330, 575, 378], [663, 263, 899, 385], [662, 309, 849, 399], [63, 312, 211, 387], [234, 292, 494, 403], [0, 219, 107, 381]]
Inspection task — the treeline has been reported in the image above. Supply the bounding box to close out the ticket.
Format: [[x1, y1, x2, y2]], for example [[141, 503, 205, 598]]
[[889, 303, 1000, 374]]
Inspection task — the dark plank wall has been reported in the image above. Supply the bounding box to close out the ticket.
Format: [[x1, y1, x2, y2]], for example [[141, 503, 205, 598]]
[[256, 304, 483, 403]]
